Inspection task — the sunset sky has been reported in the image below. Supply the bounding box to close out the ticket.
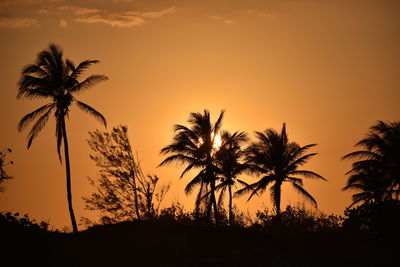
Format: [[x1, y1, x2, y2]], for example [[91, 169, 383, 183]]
[[0, 0, 399, 229]]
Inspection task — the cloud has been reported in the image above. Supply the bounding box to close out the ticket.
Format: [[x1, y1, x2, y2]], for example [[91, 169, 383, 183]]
[[38, 9, 49, 14], [58, 5, 101, 15], [71, 6, 176, 28], [0, 17, 38, 28], [140, 7, 176, 18], [76, 13, 145, 27], [209, 15, 233, 24], [0, 1, 177, 29], [58, 18, 67, 27]]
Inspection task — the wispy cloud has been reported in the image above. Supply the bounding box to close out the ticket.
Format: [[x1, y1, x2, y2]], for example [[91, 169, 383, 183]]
[[209, 15, 233, 24], [58, 18, 67, 27], [38, 9, 49, 15], [58, 5, 101, 16], [70, 6, 176, 27], [76, 13, 146, 27], [0, 17, 38, 28], [0, 1, 177, 29]]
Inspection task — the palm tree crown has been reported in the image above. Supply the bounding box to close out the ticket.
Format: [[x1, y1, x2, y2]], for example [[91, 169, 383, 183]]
[[237, 123, 326, 217], [159, 109, 224, 225], [17, 44, 107, 156], [17, 43, 108, 233], [342, 120, 400, 206], [214, 130, 250, 225]]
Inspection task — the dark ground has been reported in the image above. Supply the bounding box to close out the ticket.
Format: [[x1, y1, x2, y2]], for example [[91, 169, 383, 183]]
[[2, 220, 397, 267]]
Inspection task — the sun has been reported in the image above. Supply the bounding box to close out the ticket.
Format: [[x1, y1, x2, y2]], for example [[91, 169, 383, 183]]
[[197, 132, 222, 150], [212, 132, 222, 150]]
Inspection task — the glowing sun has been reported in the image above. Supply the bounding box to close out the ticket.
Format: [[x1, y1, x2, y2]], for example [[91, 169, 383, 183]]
[[212, 132, 222, 150]]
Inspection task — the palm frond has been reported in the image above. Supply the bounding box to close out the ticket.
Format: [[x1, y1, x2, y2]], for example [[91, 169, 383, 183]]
[[56, 116, 64, 162], [71, 59, 100, 79], [69, 74, 108, 94], [184, 171, 205, 195], [75, 100, 107, 127], [290, 170, 326, 181], [342, 150, 382, 161], [291, 182, 317, 207], [17, 103, 54, 132], [158, 154, 199, 167], [26, 107, 53, 148]]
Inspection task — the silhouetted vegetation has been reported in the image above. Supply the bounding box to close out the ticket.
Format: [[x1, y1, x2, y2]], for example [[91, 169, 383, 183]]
[[83, 125, 169, 225], [342, 120, 400, 236], [17, 44, 108, 233], [160, 110, 225, 226], [0, 147, 13, 192], [342, 121, 400, 205], [214, 131, 250, 226], [236, 123, 326, 222], [1, 206, 396, 267], [9, 42, 399, 265]]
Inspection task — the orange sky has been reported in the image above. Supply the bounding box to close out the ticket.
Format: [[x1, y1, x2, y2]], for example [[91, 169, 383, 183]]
[[0, 0, 399, 229]]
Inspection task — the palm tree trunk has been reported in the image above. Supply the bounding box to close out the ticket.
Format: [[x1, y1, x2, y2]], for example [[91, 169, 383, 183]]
[[274, 183, 282, 224], [62, 117, 78, 233], [228, 184, 233, 226], [210, 179, 219, 227]]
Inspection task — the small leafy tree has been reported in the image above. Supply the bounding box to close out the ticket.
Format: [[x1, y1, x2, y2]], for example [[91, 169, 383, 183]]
[[84, 125, 169, 224], [0, 148, 13, 192]]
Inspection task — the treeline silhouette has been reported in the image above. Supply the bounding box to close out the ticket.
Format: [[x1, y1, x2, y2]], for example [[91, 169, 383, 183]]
[[2, 43, 399, 266]]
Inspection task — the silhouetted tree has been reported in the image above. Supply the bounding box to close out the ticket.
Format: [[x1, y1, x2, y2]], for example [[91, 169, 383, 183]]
[[84, 126, 169, 224], [342, 121, 400, 205], [17, 44, 108, 233], [0, 148, 13, 192], [214, 131, 250, 226], [138, 175, 170, 219], [160, 110, 224, 226], [236, 123, 326, 221]]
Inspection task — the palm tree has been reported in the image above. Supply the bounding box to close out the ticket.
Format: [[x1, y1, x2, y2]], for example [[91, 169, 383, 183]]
[[214, 131, 250, 226], [236, 123, 326, 220], [159, 110, 224, 226], [342, 120, 400, 203], [17, 44, 108, 233]]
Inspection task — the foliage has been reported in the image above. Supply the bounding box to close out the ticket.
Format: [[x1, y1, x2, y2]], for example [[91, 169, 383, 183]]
[[214, 131, 250, 226], [84, 125, 169, 225], [254, 204, 343, 232], [236, 123, 326, 218], [0, 212, 49, 232], [159, 109, 225, 225], [0, 148, 13, 192], [342, 120, 400, 206], [343, 200, 400, 236]]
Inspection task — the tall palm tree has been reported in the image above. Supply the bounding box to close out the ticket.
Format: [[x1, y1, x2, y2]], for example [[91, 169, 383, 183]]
[[214, 131, 250, 226], [159, 110, 224, 226], [17, 44, 108, 233], [342, 120, 400, 203], [236, 123, 326, 219]]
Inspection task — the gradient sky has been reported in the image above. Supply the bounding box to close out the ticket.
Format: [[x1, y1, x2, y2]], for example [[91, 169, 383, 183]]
[[0, 0, 399, 229]]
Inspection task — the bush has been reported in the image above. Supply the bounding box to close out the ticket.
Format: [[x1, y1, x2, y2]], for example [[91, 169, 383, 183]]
[[254, 204, 343, 232], [343, 200, 400, 237], [0, 212, 50, 232]]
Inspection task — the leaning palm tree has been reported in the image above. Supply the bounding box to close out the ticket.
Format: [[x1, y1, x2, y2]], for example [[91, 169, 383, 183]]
[[17, 44, 108, 233], [342, 120, 400, 202], [159, 110, 224, 226], [214, 131, 250, 226], [236, 123, 326, 219]]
